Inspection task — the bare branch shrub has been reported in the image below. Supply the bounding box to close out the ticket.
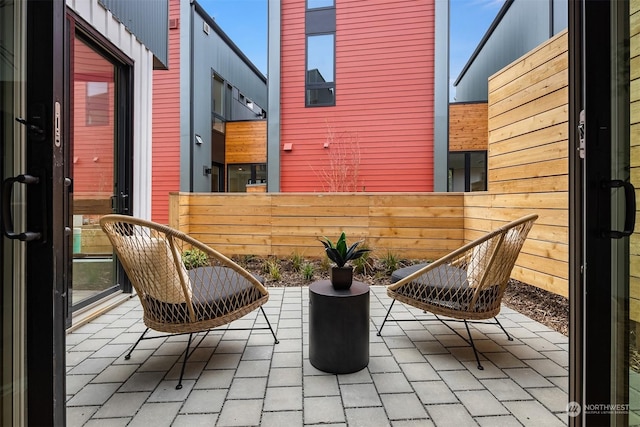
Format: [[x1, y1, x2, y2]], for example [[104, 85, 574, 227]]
[[318, 124, 362, 192]]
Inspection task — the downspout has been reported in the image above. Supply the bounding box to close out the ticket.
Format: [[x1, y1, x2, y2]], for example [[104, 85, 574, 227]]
[[189, 1, 195, 191], [433, 0, 449, 192], [267, 0, 281, 191]]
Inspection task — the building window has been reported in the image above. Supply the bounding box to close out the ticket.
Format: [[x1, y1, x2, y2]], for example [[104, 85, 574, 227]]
[[85, 82, 110, 126], [306, 34, 335, 106], [213, 74, 224, 117], [228, 164, 266, 192], [308, 0, 334, 9], [212, 74, 226, 134], [448, 151, 487, 192], [306, 1, 336, 107]]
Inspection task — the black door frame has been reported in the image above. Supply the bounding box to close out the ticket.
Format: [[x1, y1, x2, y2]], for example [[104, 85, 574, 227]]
[[567, 0, 583, 425], [569, 0, 632, 425], [67, 11, 134, 316], [569, 0, 614, 424], [25, 0, 67, 425]]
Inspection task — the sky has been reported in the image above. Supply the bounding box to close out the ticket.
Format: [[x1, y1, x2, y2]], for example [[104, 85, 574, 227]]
[[199, 0, 505, 100]]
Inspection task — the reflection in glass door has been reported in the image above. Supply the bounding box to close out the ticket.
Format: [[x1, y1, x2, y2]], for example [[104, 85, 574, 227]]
[[71, 35, 117, 308], [0, 1, 24, 424], [629, 0, 640, 422]]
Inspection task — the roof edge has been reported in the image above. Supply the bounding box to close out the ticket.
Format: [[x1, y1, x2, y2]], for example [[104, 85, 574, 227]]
[[192, 0, 267, 84], [453, 0, 514, 87]]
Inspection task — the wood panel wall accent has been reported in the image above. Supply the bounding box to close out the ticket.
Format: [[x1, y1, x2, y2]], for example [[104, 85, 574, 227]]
[[630, 1, 640, 324], [170, 192, 465, 260], [449, 102, 488, 151], [464, 30, 569, 297], [226, 120, 267, 164]]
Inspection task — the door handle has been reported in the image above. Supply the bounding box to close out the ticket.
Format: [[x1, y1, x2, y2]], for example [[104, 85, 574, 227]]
[[602, 179, 636, 239], [2, 174, 42, 241], [120, 192, 129, 213], [110, 192, 129, 213]]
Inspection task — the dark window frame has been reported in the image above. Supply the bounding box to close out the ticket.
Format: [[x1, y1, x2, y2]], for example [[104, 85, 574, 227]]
[[447, 151, 487, 192], [227, 163, 267, 192], [306, 32, 336, 107], [305, 3, 336, 107]]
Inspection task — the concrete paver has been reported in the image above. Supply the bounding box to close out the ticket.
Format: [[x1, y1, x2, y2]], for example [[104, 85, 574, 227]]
[[66, 286, 569, 426]]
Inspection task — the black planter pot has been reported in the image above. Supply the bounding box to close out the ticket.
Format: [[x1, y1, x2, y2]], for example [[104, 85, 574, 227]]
[[330, 266, 353, 289]]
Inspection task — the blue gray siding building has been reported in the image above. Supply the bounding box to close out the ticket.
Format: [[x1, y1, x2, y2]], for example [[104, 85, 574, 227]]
[[453, 0, 567, 102]]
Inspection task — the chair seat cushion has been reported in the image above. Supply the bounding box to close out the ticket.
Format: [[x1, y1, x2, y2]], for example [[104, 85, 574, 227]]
[[145, 266, 264, 323], [392, 264, 500, 313], [391, 263, 431, 283]]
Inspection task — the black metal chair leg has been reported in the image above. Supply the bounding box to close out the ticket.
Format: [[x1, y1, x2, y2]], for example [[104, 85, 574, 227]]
[[464, 320, 484, 370], [377, 299, 396, 336], [124, 327, 150, 360], [176, 333, 194, 390], [260, 306, 279, 344], [494, 317, 513, 341]]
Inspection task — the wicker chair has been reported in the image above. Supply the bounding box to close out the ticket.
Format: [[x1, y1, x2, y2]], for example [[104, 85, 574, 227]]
[[377, 214, 538, 369], [100, 214, 278, 389]]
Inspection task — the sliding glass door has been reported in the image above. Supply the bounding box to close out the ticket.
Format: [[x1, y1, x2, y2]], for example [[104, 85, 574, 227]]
[[68, 18, 133, 313], [571, 0, 638, 425]]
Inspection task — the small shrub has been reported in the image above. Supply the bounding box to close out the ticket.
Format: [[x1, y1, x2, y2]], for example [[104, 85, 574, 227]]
[[381, 251, 400, 275], [319, 256, 331, 272], [182, 248, 209, 270], [290, 252, 305, 272], [234, 254, 256, 269], [302, 263, 315, 281], [352, 245, 374, 275], [265, 259, 281, 281]]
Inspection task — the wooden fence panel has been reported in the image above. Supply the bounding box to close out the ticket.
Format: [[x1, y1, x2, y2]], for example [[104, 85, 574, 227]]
[[466, 29, 569, 297], [169, 190, 566, 295], [170, 192, 466, 261]]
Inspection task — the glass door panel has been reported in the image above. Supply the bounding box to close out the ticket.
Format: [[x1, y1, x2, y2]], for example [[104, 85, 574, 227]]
[[0, 2, 24, 424], [71, 36, 117, 307], [630, 0, 640, 421]]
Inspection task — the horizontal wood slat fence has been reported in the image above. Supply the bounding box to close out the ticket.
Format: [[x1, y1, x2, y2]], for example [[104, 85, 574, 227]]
[[169, 191, 565, 297], [169, 192, 465, 259]]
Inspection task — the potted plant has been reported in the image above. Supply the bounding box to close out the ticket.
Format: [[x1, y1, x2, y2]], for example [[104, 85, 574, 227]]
[[319, 232, 370, 289]]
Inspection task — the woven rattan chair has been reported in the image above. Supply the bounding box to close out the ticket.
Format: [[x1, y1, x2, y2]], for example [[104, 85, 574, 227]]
[[100, 214, 278, 389], [377, 214, 538, 369]]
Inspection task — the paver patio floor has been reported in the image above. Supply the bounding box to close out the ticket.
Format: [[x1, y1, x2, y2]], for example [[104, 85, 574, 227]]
[[66, 285, 568, 426]]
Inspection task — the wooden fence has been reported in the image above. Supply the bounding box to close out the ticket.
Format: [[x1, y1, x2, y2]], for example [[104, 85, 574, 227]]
[[169, 192, 465, 261], [168, 191, 563, 296], [465, 29, 570, 297]]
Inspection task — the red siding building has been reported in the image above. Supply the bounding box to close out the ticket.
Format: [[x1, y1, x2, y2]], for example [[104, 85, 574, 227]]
[[276, 0, 436, 192], [151, 0, 181, 225]]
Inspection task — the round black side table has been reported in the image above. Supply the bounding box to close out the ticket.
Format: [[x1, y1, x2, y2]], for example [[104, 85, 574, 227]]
[[308, 280, 370, 374]]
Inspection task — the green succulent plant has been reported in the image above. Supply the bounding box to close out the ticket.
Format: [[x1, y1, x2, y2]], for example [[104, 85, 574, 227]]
[[319, 232, 370, 268]]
